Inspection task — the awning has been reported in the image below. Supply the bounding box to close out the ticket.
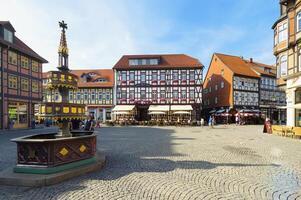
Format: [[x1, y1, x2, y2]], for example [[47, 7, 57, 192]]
[[148, 105, 169, 112], [113, 111, 130, 115], [216, 109, 225, 114], [173, 111, 191, 114], [170, 105, 193, 111], [149, 111, 166, 115], [209, 110, 216, 114], [112, 105, 135, 112]]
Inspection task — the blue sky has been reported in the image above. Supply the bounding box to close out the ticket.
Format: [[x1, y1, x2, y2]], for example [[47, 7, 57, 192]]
[[0, 0, 279, 72]]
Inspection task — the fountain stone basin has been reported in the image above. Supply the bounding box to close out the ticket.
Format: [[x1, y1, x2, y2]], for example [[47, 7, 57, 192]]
[[11, 133, 97, 174]]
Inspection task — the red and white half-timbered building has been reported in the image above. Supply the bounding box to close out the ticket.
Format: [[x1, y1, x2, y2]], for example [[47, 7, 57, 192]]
[[113, 54, 203, 121]]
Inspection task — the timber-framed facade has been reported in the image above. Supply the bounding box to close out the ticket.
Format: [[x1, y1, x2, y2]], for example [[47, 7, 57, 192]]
[[0, 21, 47, 129], [113, 54, 203, 121]]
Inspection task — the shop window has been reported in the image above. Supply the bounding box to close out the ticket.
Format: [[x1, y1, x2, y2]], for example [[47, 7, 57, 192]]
[[8, 103, 28, 128], [32, 60, 39, 72], [8, 51, 17, 65], [296, 110, 301, 127], [21, 78, 29, 91], [32, 80, 39, 92], [8, 75, 18, 89], [21, 56, 29, 69]]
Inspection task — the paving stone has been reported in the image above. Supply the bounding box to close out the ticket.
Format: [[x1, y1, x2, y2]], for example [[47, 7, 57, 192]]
[[0, 125, 301, 199]]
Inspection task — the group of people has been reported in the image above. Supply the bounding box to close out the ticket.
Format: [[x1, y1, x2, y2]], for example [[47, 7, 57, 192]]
[[235, 114, 245, 125]]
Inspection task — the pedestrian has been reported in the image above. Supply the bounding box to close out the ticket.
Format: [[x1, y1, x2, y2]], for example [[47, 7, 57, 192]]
[[235, 114, 239, 125], [212, 115, 215, 127], [200, 118, 204, 127]]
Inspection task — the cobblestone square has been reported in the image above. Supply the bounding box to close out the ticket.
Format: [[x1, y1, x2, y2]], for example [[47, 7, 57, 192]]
[[1, 125, 301, 200]]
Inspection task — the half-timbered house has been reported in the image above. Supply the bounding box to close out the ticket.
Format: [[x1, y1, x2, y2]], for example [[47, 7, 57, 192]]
[[0, 21, 47, 129], [203, 53, 286, 123], [113, 54, 203, 121]]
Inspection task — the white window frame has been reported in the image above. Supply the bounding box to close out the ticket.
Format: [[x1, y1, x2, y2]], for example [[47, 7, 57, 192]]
[[297, 12, 301, 32], [280, 55, 287, 77]]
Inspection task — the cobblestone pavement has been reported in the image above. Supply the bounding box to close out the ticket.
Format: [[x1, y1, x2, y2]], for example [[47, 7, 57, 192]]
[[1, 125, 301, 200]]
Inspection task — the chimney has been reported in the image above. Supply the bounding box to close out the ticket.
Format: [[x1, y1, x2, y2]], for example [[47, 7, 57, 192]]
[[250, 58, 253, 63]]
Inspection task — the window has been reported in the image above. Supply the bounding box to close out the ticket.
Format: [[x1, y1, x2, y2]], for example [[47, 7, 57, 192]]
[[274, 28, 278, 46], [280, 55, 287, 77], [150, 59, 159, 65], [94, 78, 107, 82], [4, 28, 13, 43], [140, 89, 146, 99], [21, 78, 29, 91], [91, 91, 95, 101], [106, 91, 110, 100], [121, 72, 126, 81], [129, 72, 135, 81], [221, 81, 224, 88], [84, 91, 88, 100], [69, 91, 73, 101], [121, 90, 127, 99], [299, 50, 301, 72], [278, 23, 287, 43], [98, 92, 102, 100], [160, 71, 166, 81], [32, 80, 39, 92], [172, 71, 178, 80], [21, 56, 29, 69], [297, 12, 301, 32], [160, 90, 166, 98], [129, 90, 135, 99], [54, 92, 59, 101], [77, 92, 81, 100], [129, 59, 138, 65], [215, 84, 218, 91], [181, 71, 186, 81], [173, 89, 178, 99], [296, 89, 301, 104], [181, 90, 186, 98], [152, 90, 157, 100], [189, 89, 194, 99], [152, 71, 157, 80], [8, 75, 17, 89], [189, 70, 195, 80], [215, 97, 218, 104], [8, 51, 17, 65], [141, 72, 146, 83]]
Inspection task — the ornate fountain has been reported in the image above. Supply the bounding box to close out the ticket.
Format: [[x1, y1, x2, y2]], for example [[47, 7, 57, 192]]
[[11, 21, 98, 175]]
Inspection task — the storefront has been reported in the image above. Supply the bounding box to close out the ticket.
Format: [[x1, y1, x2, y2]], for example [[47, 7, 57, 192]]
[[8, 102, 28, 129]]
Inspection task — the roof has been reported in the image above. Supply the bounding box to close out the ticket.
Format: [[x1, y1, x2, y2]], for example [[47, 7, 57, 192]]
[[43, 69, 114, 88], [215, 53, 260, 78], [246, 61, 276, 77], [0, 21, 47, 63], [113, 54, 203, 70]]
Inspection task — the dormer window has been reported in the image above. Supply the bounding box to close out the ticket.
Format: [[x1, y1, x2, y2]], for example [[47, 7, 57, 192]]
[[129, 58, 159, 66], [4, 28, 13, 43], [88, 72, 97, 76], [94, 78, 107, 82]]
